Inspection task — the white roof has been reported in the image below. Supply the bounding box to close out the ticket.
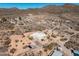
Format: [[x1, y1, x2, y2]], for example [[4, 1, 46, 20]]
[[73, 50, 79, 54], [30, 31, 46, 40], [52, 50, 63, 56]]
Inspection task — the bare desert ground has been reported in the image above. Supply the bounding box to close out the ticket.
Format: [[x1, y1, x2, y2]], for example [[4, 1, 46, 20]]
[[0, 4, 79, 56]]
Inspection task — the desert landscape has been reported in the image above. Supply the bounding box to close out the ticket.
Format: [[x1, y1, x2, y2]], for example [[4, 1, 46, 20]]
[[0, 3, 79, 56]]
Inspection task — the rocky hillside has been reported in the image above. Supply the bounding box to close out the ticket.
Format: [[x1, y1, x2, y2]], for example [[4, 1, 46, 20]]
[[0, 4, 79, 16]]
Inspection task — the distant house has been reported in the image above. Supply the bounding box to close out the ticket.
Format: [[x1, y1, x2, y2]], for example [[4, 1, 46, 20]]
[[52, 50, 63, 56], [72, 50, 79, 56]]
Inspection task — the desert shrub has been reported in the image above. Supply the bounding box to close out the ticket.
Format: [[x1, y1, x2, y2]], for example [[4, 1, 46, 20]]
[[60, 38, 68, 41], [18, 16, 22, 20], [14, 28, 23, 35], [27, 36, 33, 40], [64, 41, 79, 50], [7, 23, 15, 30], [0, 17, 15, 30], [43, 43, 58, 50], [1, 17, 7, 22]]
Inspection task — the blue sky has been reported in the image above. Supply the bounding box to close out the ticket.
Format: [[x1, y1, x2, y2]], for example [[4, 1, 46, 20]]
[[0, 3, 78, 9], [0, 3, 64, 9]]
